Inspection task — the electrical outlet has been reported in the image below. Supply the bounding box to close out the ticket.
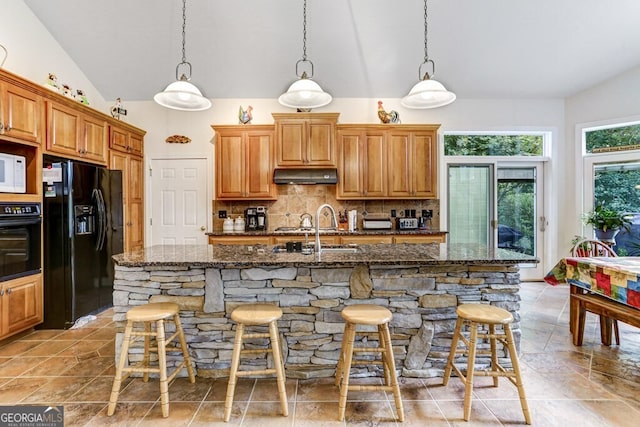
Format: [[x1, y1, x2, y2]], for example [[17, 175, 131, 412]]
[[391, 209, 396, 218], [424, 210, 433, 219], [218, 210, 227, 219]]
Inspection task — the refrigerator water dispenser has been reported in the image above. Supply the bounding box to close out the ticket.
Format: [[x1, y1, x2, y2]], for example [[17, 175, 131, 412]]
[[74, 205, 95, 235]]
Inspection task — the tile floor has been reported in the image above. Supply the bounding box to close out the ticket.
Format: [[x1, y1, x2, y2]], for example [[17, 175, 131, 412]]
[[0, 282, 639, 426]]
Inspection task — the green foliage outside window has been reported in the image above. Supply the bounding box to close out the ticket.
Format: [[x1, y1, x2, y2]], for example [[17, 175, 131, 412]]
[[444, 135, 543, 156], [586, 124, 640, 153]]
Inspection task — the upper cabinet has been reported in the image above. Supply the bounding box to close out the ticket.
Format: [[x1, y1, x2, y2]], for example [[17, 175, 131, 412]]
[[337, 126, 387, 199], [110, 124, 144, 157], [0, 81, 44, 144], [273, 113, 338, 167], [45, 101, 108, 164], [213, 125, 276, 200], [387, 126, 439, 198], [337, 124, 439, 200]]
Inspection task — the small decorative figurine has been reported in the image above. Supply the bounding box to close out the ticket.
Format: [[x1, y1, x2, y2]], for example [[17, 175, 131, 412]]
[[377, 100, 400, 124], [110, 98, 127, 120], [45, 73, 59, 91], [76, 89, 89, 106], [61, 83, 75, 99], [238, 105, 253, 124]]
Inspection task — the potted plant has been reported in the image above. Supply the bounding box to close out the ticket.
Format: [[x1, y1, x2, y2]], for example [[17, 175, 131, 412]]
[[583, 205, 632, 242]]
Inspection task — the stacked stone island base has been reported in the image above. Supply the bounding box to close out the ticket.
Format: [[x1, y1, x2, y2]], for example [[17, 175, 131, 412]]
[[112, 243, 533, 380]]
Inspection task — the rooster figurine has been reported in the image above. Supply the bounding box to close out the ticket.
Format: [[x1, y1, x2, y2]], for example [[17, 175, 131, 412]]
[[377, 101, 400, 124], [238, 105, 253, 124]]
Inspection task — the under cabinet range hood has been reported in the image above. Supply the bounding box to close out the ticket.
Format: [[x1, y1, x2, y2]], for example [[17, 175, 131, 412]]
[[273, 168, 338, 185]]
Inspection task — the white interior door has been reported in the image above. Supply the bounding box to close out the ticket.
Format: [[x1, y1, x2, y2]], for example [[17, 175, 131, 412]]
[[150, 158, 209, 245]]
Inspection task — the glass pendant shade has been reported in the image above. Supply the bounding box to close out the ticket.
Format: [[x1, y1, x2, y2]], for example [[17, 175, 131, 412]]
[[401, 76, 456, 109], [278, 77, 332, 109], [154, 76, 212, 112]]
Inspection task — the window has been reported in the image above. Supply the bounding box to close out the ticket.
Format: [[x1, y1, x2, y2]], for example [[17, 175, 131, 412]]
[[585, 123, 640, 154], [444, 135, 543, 156]]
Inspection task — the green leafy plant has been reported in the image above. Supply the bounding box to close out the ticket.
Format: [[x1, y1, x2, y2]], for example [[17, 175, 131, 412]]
[[583, 205, 632, 232]]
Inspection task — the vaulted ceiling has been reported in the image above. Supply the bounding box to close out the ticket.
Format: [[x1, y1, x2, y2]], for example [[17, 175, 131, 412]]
[[23, 0, 640, 103]]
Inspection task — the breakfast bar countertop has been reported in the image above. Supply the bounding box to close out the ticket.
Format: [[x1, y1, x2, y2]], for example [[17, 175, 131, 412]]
[[113, 243, 537, 268]]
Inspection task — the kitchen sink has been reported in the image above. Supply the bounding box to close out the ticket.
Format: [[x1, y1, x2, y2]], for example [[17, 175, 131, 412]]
[[318, 247, 359, 254], [272, 243, 360, 254]]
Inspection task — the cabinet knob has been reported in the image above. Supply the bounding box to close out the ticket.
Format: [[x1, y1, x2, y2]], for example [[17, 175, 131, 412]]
[[5, 288, 10, 295], [0, 289, 4, 296], [0, 122, 4, 132]]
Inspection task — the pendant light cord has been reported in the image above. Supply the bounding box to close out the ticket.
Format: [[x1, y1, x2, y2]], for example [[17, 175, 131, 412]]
[[0, 43, 7, 68], [181, 0, 187, 65], [302, 0, 307, 62], [423, 0, 429, 63]]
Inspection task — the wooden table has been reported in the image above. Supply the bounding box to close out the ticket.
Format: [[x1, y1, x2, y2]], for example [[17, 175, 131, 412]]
[[544, 257, 640, 345]]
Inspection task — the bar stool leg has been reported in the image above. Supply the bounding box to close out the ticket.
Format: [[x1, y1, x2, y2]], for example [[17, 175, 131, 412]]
[[156, 319, 170, 418], [143, 321, 151, 382], [338, 322, 356, 422], [489, 324, 499, 387], [443, 316, 464, 385], [174, 313, 196, 382], [269, 320, 289, 417], [108, 321, 134, 416], [463, 321, 479, 422], [378, 324, 391, 387], [504, 324, 532, 425], [379, 323, 404, 422], [335, 323, 350, 387], [224, 323, 244, 422]]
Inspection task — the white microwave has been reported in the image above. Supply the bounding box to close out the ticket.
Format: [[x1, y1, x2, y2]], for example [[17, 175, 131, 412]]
[[0, 153, 26, 193]]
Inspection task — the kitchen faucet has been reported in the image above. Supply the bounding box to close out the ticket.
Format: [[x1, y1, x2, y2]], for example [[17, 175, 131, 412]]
[[315, 204, 338, 255]]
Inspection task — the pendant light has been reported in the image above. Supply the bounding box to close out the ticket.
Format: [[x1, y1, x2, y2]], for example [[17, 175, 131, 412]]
[[154, 0, 211, 111], [278, 0, 332, 110], [401, 0, 455, 109]]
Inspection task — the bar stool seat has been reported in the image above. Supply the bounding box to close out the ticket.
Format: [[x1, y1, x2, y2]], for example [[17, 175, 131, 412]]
[[336, 304, 404, 422], [224, 303, 287, 422], [108, 302, 195, 418], [443, 304, 531, 424]]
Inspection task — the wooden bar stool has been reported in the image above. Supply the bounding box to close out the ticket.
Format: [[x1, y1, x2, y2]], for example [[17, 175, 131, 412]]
[[443, 304, 531, 425], [224, 303, 287, 422], [108, 302, 195, 418], [335, 304, 404, 422]]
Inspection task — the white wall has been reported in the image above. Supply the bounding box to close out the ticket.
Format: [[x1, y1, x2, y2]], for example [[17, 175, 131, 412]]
[[563, 65, 640, 255]]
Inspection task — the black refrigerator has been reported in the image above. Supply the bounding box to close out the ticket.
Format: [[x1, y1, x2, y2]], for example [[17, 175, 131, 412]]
[[41, 155, 124, 329]]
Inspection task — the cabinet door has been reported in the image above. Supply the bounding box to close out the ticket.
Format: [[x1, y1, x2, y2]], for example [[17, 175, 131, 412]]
[[246, 131, 275, 198], [110, 125, 129, 152], [412, 131, 438, 198], [338, 132, 363, 198], [307, 121, 335, 165], [46, 101, 81, 156], [363, 133, 386, 197], [1, 274, 43, 339], [110, 151, 129, 237], [387, 131, 413, 197], [129, 132, 144, 156], [1, 83, 42, 143], [394, 234, 445, 244], [82, 115, 108, 164], [209, 236, 271, 245], [216, 133, 246, 198], [340, 235, 393, 244], [127, 156, 144, 251], [276, 121, 306, 166]]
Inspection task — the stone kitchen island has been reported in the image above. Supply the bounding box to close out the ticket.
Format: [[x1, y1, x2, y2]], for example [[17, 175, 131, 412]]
[[112, 243, 536, 379]]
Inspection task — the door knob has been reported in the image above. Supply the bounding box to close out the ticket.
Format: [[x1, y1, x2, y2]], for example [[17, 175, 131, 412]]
[[200, 226, 206, 231]]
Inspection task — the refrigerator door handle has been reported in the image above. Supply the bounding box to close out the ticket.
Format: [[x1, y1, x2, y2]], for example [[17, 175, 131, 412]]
[[93, 188, 107, 251]]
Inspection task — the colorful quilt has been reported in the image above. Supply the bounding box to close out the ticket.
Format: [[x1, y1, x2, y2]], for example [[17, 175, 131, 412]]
[[544, 257, 640, 309]]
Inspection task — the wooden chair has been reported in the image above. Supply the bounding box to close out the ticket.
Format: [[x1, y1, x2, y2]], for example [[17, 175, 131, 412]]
[[108, 302, 195, 418], [571, 239, 620, 345], [335, 304, 404, 422], [443, 304, 531, 424], [224, 303, 288, 422]]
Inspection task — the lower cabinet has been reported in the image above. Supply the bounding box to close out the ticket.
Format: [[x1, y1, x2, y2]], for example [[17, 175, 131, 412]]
[[0, 273, 43, 340], [340, 235, 394, 244], [272, 236, 339, 246], [209, 236, 272, 245], [207, 234, 445, 245], [394, 234, 446, 244]]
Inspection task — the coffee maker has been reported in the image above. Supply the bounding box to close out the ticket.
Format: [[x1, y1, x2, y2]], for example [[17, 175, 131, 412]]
[[245, 206, 267, 231]]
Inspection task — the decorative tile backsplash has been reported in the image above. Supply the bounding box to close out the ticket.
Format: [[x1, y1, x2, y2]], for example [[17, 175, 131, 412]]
[[213, 185, 440, 231]]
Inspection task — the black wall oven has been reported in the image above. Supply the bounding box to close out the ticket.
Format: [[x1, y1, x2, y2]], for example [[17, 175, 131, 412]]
[[0, 202, 42, 282]]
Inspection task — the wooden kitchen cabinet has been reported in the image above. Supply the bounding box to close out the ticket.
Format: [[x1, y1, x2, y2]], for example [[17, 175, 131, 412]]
[[387, 126, 439, 198], [214, 125, 276, 200], [340, 235, 393, 244], [337, 126, 386, 199], [394, 234, 446, 244], [209, 236, 272, 245], [0, 273, 43, 340], [110, 124, 144, 157], [46, 101, 108, 164], [273, 113, 338, 167], [0, 81, 43, 144], [110, 150, 145, 252]]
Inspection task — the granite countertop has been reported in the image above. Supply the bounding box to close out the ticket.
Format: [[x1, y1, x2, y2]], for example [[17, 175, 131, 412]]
[[113, 243, 537, 268], [206, 229, 447, 236]]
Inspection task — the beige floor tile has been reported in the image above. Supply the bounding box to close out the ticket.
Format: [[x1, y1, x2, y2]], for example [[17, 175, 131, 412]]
[[400, 400, 449, 427], [21, 376, 94, 404], [250, 377, 297, 402], [67, 376, 124, 403], [21, 356, 78, 377], [0, 377, 50, 403], [436, 399, 503, 426], [23, 339, 75, 356], [168, 377, 212, 402], [206, 378, 255, 402], [190, 401, 245, 426], [61, 402, 107, 426], [343, 400, 398, 425], [293, 401, 346, 426], [0, 340, 42, 356], [0, 356, 50, 377], [296, 377, 340, 402], [91, 401, 154, 426], [242, 401, 294, 426], [139, 401, 201, 425]]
